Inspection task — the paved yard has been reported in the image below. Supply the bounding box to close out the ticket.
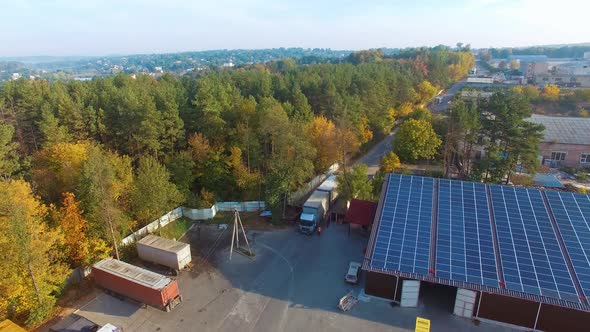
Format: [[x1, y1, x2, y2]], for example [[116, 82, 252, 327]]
[[72, 222, 516, 332]]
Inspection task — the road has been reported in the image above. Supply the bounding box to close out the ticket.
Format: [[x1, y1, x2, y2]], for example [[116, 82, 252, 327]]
[[353, 131, 396, 176], [429, 80, 466, 113]]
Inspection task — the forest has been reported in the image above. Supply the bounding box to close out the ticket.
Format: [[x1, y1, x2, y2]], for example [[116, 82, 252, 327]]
[[0, 46, 473, 326]]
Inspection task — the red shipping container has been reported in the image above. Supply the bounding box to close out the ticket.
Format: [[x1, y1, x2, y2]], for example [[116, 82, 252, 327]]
[[93, 258, 182, 311]]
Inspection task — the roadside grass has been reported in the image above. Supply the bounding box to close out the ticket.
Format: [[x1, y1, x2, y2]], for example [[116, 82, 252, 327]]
[[157, 217, 193, 240]]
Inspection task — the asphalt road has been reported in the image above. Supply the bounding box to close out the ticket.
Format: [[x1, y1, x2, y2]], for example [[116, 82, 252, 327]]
[[429, 80, 466, 113], [354, 131, 395, 176]]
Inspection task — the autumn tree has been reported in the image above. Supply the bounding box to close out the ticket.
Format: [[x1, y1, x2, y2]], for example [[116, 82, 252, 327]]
[[32, 142, 91, 203], [227, 146, 260, 199], [0, 180, 69, 326], [393, 119, 442, 162], [77, 146, 132, 260], [57, 192, 110, 267], [542, 84, 560, 101], [414, 80, 438, 104], [379, 152, 401, 173], [306, 116, 339, 172], [129, 156, 183, 224]]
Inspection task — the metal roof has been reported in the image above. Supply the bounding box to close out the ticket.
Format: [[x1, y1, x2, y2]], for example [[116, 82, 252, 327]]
[[138, 234, 190, 254], [363, 174, 590, 312], [93, 258, 172, 290], [533, 173, 565, 188], [528, 115, 590, 145]]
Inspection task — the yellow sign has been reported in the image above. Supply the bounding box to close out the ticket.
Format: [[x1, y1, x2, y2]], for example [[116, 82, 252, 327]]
[[415, 317, 431, 332]]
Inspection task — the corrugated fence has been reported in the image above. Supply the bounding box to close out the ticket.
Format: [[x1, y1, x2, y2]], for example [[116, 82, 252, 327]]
[[289, 163, 339, 205], [121, 202, 266, 246]]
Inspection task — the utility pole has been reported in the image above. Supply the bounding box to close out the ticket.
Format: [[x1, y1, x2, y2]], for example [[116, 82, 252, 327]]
[[229, 208, 252, 260]]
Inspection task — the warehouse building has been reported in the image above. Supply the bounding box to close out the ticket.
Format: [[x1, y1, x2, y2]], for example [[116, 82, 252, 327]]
[[363, 174, 590, 331]]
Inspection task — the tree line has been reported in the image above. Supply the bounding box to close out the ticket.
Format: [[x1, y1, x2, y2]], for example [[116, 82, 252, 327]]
[[0, 47, 473, 326]]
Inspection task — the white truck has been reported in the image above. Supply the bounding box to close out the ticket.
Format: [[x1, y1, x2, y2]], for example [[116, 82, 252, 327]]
[[299, 190, 330, 235]]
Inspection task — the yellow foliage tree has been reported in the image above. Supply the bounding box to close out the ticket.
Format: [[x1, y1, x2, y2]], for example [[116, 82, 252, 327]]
[[306, 116, 339, 172], [58, 192, 110, 267], [542, 84, 560, 101], [379, 152, 402, 173], [227, 146, 260, 196], [396, 103, 414, 117], [0, 180, 69, 326], [32, 142, 91, 203], [415, 81, 438, 104]]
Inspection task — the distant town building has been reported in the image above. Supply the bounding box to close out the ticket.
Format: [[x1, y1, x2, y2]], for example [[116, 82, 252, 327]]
[[534, 74, 590, 88], [460, 90, 494, 100], [527, 115, 590, 168], [222, 62, 235, 68], [11, 73, 21, 80]]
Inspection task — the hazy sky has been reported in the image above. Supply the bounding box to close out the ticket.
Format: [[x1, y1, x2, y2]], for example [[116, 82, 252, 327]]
[[1, 0, 589, 56]]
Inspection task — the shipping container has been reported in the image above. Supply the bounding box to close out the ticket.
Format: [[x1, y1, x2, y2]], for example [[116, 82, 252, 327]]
[[93, 258, 182, 311], [137, 235, 191, 271]]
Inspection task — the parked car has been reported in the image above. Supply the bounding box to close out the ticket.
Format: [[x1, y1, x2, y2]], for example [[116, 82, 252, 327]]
[[345, 261, 362, 284]]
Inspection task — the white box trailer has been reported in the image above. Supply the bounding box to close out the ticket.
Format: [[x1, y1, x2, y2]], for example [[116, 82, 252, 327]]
[[317, 174, 338, 205], [137, 235, 191, 271]]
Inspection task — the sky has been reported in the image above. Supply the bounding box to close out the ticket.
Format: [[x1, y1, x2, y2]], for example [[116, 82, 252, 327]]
[[0, 0, 589, 57]]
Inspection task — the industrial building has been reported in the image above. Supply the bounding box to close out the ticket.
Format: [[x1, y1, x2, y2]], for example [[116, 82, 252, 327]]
[[363, 174, 590, 331]]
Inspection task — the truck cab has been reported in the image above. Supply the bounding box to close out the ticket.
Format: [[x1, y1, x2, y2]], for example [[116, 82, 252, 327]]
[[298, 190, 329, 235], [299, 213, 317, 234]]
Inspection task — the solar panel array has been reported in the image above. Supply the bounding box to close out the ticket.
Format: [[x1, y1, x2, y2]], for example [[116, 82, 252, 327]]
[[490, 186, 579, 302], [371, 174, 434, 275], [436, 180, 498, 287], [546, 191, 590, 299], [369, 174, 590, 307]]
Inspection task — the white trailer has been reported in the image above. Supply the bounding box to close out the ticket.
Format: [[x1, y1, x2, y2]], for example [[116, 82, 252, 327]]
[[317, 174, 339, 205], [137, 235, 192, 271]]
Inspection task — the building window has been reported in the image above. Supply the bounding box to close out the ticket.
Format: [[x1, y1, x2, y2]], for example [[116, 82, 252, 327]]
[[581, 153, 590, 164], [551, 151, 566, 161]]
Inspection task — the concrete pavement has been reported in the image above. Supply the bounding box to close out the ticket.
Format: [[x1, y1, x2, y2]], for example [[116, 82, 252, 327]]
[[72, 224, 516, 332]]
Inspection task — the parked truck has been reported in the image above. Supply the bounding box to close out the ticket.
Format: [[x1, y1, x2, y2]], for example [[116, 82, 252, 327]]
[[93, 258, 182, 312], [299, 190, 330, 234], [137, 234, 191, 273], [317, 174, 338, 206]]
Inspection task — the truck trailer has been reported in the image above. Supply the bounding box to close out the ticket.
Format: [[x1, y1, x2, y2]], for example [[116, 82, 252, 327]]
[[93, 258, 182, 312], [299, 190, 329, 234], [317, 174, 338, 206], [137, 234, 191, 272]]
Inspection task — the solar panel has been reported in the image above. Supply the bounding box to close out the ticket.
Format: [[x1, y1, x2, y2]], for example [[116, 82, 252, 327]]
[[546, 191, 590, 300], [490, 186, 579, 302], [371, 174, 434, 275], [436, 179, 498, 287]]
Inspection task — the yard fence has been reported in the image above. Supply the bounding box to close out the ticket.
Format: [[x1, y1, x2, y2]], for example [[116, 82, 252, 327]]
[[182, 201, 266, 220], [121, 202, 266, 246], [121, 207, 184, 246], [289, 163, 339, 205]]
